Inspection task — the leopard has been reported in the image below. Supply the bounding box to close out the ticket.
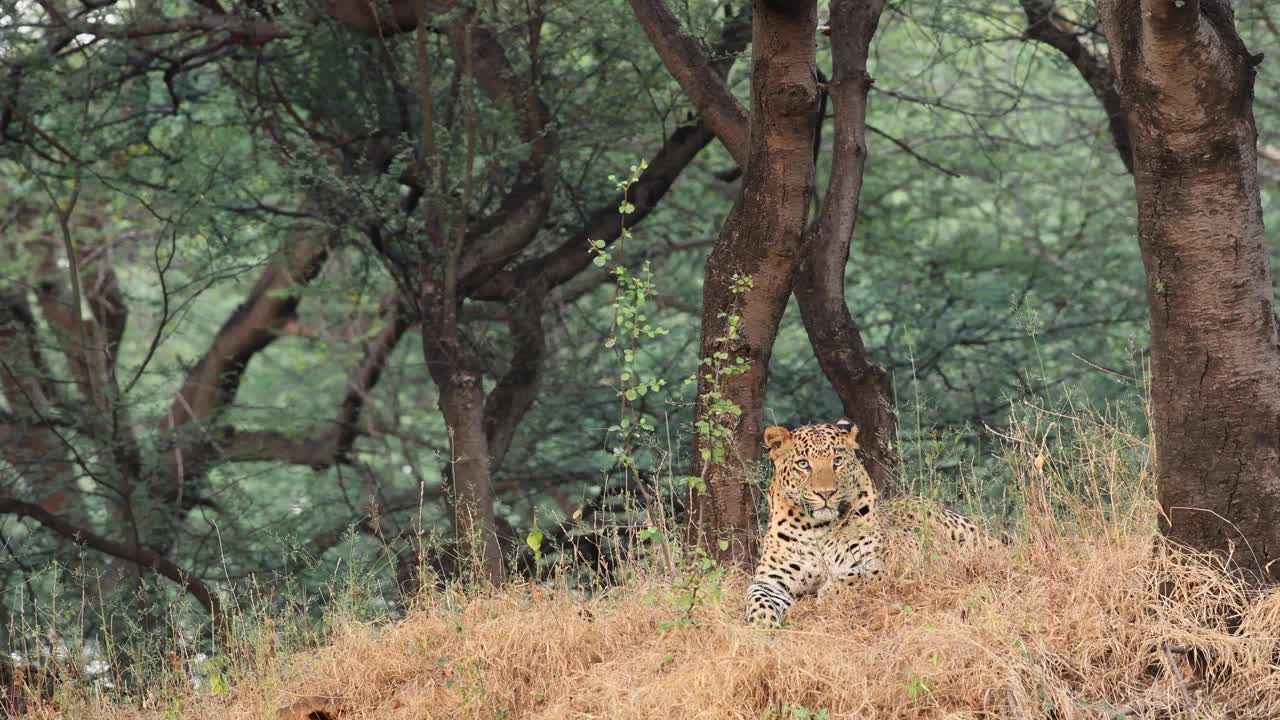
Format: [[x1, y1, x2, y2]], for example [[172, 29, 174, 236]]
[[744, 420, 994, 628]]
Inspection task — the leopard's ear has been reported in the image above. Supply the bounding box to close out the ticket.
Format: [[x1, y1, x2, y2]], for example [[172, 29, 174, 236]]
[[842, 423, 861, 450], [763, 426, 793, 454]]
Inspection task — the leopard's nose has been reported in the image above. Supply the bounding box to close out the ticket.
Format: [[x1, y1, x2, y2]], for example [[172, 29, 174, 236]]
[[814, 489, 836, 502]]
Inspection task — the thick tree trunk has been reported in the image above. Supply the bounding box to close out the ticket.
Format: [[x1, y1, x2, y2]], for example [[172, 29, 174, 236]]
[[794, 0, 895, 491], [421, 288, 506, 584], [631, 0, 897, 499], [688, 0, 818, 564], [1099, 0, 1278, 582]]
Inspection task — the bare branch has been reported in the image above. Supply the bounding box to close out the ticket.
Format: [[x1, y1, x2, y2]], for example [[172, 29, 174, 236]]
[[216, 428, 343, 467], [627, 0, 750, 167], [0, 496, 224, 628], [213, 295, 413, 468], [53, 15, 288, 42], [477, 123, 715, 300], [333, 296, 414, 462], [85, 261, 127, 371], [450, 9, 559, 286], [166, 233, 329, 431], [474, 9, 752, 301], [1020, 0, 1133, 172], [482, 290, 546, 471]]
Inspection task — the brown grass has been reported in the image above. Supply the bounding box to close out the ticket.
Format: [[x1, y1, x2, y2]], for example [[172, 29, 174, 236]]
[[29, 513, 1280, 720], [21, 412, 1280, 720]]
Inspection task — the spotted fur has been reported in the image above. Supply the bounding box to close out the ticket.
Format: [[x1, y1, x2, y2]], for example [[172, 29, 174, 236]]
[[745, 421, 992, 628]]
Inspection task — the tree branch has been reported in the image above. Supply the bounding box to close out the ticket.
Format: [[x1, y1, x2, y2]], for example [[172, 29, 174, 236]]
[[482, 289, 546, 471], [166, 233, 329, 431], [627, 0, 750, 167], [53, 14, 288, 42], [476, 122, 716, 300], [0, 497, 224, 628], [333, 295, 414, 462], [0, 289, 84, 517], [215, 428, 343, 467], [211, 295, 414, 469], [473, 7, 753, 301], [1020, 0, 1133, 173], [794, 0, 894, 489], [451, 8, 559, 287]]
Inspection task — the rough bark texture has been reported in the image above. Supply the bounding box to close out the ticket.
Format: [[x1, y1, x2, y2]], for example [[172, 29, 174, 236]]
[[794, 0, 894, 490], [1098, 0, 1278, 582], [631, 0, 897, 500], [421, 286, 506, 584], [687, 0, 818, 564]]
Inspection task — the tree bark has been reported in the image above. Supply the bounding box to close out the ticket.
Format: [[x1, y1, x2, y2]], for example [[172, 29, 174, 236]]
[[420, 286, 506, 584], [1098, 0, 1278, 582], [688, 0, 818, 564], [631, 0, 897, 501], [794, 0, 894, 490], [0, 290, 79, 518]]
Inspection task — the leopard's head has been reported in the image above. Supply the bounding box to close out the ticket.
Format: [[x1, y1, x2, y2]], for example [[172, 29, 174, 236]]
[[764, 422, 866, 522]]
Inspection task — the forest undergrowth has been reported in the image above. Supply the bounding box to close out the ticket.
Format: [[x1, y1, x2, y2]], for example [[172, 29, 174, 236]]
[[10, 406, 1280, 720]]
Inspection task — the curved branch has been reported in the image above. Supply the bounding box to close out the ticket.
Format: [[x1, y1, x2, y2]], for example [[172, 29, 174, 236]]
[[475, 121, 717, 300], [473, 7, 753, 300], [166, 233, 330, 431], [1020, 0, 1133, 173], [0, 497, 224, 627], [482, 289, 546, 471], [212, 295, 414, 469], [795, 0, 894, 489], [451, 9, 560, 286], [627, 0, 750, 167]]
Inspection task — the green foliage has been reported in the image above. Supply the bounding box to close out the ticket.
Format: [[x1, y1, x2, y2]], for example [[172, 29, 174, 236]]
[[691, 273, 754, 465], [525, 515, 545, 570], [649, 540, 726, 631], [592, 159, 671, 475], [903, 671, 930, 703]]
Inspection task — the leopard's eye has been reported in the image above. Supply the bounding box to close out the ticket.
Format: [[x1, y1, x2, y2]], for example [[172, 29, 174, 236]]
[[796, 459, 810, 470], [832, 456, 844, 467]]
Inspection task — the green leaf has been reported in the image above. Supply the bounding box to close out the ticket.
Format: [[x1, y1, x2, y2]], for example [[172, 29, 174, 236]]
[[208, 673, 229, 697], [526, 517, 544, 555]]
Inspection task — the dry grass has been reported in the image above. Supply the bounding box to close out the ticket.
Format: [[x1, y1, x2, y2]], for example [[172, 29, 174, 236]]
[[20, 412, 1280, 719], [28, 514, 1280, 720]]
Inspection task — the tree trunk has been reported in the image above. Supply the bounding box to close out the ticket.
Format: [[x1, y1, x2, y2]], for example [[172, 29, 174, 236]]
[[794, 0, 895, 491], [688, 0, 818, 564], [420, 288, 506, 584], [1099, 0, 1278, 582]]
